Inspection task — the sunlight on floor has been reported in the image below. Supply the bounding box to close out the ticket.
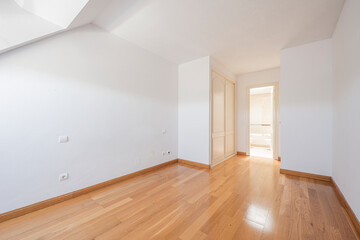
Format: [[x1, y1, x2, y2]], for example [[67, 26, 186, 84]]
[[250, 146, 273, 159]]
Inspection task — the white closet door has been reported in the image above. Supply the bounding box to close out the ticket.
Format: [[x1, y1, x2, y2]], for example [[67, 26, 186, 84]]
[[225, 82, 235, 157], [211, 70, 236, 165], [212, 73, 225, 164]]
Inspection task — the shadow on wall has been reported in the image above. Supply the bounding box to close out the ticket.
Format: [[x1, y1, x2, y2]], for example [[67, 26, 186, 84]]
[[0, 25, 177, 102], [0, 24, 179, 214]]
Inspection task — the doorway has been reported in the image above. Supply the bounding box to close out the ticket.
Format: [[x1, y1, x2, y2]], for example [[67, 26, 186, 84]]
[[247, 83, 279, 159]]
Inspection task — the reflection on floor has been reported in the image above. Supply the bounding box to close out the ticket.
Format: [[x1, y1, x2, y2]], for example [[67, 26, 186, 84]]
[[0, 156, 358, 239], [250, 146, 273, 159]]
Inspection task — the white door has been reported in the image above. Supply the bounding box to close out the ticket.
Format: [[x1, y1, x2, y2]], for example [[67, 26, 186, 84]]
[[211, 72, 225, 164], [211, 71, 236, 165], [225, 81, 235, 157]]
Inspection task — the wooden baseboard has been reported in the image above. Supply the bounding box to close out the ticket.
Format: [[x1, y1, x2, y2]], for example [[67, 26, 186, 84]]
[[177, 159, 210, 169], [280, 168, 332, 182], [280, 168, 359, 237], [0, 159, 178, 223], [332, 179, 360, 237], [2, 159, 359, 238], [237, 151, 247, 156]]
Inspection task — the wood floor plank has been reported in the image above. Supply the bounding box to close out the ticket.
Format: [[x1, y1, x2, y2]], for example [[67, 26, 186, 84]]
[[0, 156, 358, 240]]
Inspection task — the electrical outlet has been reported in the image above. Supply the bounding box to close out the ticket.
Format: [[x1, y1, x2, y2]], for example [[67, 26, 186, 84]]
[[58, 136, 69, 143], [59, 172, 69, 181], [162, 151, 166, 156]]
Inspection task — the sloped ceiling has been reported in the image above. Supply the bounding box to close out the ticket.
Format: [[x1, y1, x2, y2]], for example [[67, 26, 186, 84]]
[[0, 0, 111, 54], [68, 0, 113, 29], [14, 0, 89, 28], [1, 0, 345, 74], [94, 0, 345, 74], [0, 0, 62, 53]]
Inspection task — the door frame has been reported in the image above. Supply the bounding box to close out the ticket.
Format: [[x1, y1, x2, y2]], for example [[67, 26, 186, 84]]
[[210, 68, 237, 166], [246, 82, 279, 160]]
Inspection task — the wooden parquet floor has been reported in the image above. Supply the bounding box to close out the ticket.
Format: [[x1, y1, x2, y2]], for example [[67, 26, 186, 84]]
[[0, 155, 358, 240]]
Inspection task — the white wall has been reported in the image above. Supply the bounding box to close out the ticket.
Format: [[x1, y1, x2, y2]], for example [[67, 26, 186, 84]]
[[178, 57, 210, 165], [332, 0, 360, 221], [280, 39, 333, 176], [236, 68, 280, 153], [0, 24, 178, 213]]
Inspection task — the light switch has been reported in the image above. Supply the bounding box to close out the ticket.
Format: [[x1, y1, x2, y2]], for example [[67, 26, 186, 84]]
[[58, 136, 69, 143]]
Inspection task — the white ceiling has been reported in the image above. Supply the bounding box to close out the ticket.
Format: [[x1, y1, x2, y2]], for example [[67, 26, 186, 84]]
[[14, 0, 89, 28], [95, 0, 345, 74], [0, 0, 62, 52], [1, 0, 345, 74], [0, 0, 111, 54]]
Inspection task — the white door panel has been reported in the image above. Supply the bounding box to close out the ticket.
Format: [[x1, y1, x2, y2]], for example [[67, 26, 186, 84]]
[[212, 136, 225, 164], [225, 82, 235, 157], [211, 71, 236, 165], [225, 133, 235, 157], [213, 74, 225, 133]]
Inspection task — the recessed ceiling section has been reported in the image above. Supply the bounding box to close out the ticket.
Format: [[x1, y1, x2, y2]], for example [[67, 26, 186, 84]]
[[95, 0, 345, 74], [68, 0, 114, 29], [0, 0, 113, 54], [0, 0, 62, 53], [13, 0, 89, 28]]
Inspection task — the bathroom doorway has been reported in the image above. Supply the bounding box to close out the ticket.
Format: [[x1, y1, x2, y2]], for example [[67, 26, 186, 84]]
[[247, 83, 279, 159]]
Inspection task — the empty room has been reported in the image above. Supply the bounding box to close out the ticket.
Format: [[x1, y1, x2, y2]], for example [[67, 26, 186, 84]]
[[0, 0, 359, 239]]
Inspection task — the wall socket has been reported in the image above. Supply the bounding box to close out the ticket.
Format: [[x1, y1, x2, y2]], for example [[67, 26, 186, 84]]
[[59, 172, 69, 181], [58, 136, 69, 143], [162, 151, 171, 156]]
